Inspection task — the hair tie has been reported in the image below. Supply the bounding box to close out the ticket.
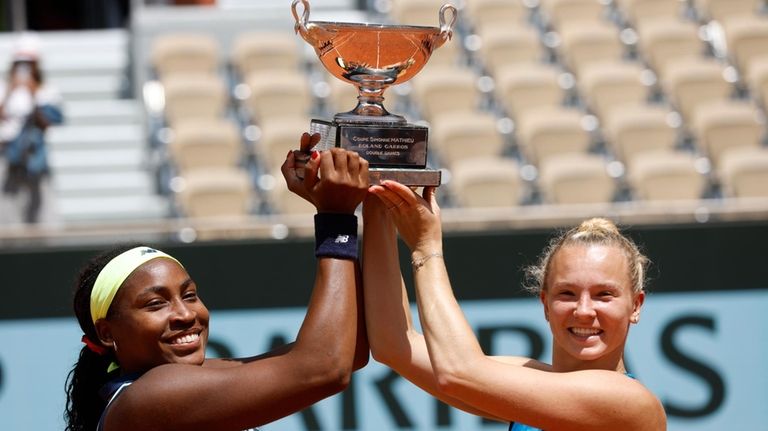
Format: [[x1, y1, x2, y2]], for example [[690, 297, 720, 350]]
[[81, 334, 107, 355]]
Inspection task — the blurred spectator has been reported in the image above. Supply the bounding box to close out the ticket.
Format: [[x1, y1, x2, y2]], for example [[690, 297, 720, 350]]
[[0, 34, 63, 224]]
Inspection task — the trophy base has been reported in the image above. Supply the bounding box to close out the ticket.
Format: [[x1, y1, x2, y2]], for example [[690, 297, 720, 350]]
[[370, 167, 442, 186], [309, 118, 441, 186]]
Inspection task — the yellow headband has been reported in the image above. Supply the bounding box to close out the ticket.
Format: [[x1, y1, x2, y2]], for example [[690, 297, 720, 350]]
[[90, 246, 181, 323]]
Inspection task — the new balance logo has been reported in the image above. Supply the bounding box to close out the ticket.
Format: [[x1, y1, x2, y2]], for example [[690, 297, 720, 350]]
[[334, 235, 350, 244]]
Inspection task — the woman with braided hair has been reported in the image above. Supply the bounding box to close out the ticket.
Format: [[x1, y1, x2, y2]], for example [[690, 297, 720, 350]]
[[362, 180, 666, 431], [65, 139, 370, 431]]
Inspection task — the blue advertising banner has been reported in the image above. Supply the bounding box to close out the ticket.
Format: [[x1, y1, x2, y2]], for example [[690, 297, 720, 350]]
[[1, 289, 766, 430]]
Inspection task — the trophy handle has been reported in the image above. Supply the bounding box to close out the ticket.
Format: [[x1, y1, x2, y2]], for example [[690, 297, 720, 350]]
[[292, 0, 337, 49], [437, 4, 458, 45], [291, 0, 311, 39]]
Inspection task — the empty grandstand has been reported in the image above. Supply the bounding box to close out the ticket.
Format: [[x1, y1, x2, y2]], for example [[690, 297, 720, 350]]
[[0, 0, 764, 245]]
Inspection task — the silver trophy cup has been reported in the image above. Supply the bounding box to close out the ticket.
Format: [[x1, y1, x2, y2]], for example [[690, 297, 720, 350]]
[[292, 0, 457, 186]]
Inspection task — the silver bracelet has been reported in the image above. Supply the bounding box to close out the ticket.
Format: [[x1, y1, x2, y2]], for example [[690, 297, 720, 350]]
[[411, 252, 443, 271]]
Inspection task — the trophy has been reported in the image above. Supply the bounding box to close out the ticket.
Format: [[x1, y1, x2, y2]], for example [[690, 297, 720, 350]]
[[291, 0, 457, 186]]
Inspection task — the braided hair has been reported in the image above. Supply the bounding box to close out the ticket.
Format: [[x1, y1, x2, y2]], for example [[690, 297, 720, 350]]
[[64, 244, 138, 431]]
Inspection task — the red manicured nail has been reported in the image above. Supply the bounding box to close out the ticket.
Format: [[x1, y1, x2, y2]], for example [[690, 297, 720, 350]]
[[311, 151, 319, 160]]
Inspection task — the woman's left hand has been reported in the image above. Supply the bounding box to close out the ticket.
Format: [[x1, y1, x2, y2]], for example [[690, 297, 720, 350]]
[[282, 133, 370, 214], [368, 180, 442, 254], [281, 132, 318, 202]]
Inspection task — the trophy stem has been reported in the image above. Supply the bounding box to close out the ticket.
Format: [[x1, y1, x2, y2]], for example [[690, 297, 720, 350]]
[[334, 77, 406, 124]]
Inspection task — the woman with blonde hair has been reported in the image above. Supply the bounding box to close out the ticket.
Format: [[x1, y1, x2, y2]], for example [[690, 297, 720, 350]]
[[363, 180, 666, 431]]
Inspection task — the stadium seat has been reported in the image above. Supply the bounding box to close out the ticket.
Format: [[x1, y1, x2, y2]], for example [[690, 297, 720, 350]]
[[577, 61, 650, 119], [231, 31, 302, 80], [494, 63, 566, 119], [150, 32, 219, 79], [626, 149, 706, 201], [430, 111, 505, 167], [464, 0, 529, 32], [539, 0, 605, 30], [515, 106, 592, 164], [635, 18, 705, 75], [411, 66, 479, 121], [692, 100, 764, 165], [718, 146, 768, 198], [449, 157, 522, 208], [257, 116, 312, 173], [538, 153, 616, 204], [721, 15, 768, 76], [162, 74, 228, 125], [245, 70, 313, 123], [389, 0, 447, 27], [693, 0, 762, 23], [477, 25, 546, 76], [661, 57, 732, 121], [177, 167, 252, 218], [602, 104, 679, 162], [614, 0, 685, 27], [747, 56, 768, 109], [168, 118, 241, 173], [267, 170, 317, 215], [557, 21, 625, 75]]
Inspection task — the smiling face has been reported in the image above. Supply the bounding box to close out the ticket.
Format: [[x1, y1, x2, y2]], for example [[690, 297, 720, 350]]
[[541, 244, 644, 372], [95, 258, 210, 374]]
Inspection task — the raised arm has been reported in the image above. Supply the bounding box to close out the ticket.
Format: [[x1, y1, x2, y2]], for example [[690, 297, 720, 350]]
[[370, 181, 665, 431], [363, 191, 508, 420], [106, 145, 369, 431], [362, 194, 436, 389]]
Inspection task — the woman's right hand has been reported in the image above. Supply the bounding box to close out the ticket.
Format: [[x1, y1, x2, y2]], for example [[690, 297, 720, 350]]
[[368, 180, 443, 254]]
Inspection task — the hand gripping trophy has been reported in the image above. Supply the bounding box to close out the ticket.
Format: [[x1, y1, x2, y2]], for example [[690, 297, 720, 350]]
[[292, 0, 457, 186]]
